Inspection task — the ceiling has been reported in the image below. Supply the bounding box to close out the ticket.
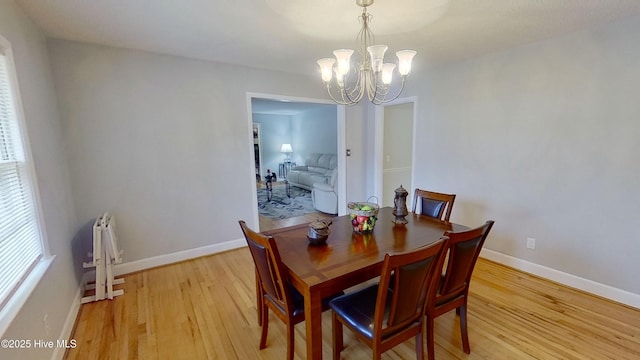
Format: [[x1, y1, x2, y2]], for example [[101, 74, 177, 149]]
[[16, 0, 640, 76]]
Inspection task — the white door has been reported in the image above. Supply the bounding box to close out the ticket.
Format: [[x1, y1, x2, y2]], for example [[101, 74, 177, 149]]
[[375, 100, 415, 207]]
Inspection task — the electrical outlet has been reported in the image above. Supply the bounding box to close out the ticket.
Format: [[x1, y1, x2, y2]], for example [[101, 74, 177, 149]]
[[526, 237, 536, 250]]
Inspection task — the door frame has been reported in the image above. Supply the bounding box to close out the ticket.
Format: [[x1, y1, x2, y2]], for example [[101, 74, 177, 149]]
[[373, 96, 418, 206], [246, 92, 346, 230]]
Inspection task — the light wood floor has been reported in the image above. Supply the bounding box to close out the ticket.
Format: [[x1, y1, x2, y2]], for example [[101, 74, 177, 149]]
[[65, 218, 640, 359]]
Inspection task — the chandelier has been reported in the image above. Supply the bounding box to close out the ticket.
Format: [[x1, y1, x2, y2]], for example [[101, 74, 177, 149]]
[[317, 0, 416, 105]]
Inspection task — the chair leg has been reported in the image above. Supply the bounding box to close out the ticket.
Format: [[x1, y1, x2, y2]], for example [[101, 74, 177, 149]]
[[415, 331, 425, 360], [255, 271, 263, 326], [259, 305, 269, 349], [286, 321, 295, 360], [459, 304, 470, 354], [332, 312, 343, 360], [426, 316, 435, 360]]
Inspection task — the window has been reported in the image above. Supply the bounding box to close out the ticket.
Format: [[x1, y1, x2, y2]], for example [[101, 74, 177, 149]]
[[0, 38, 51, 336]]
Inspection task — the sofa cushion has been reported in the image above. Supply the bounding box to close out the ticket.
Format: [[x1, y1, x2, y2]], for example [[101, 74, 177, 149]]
[[328, 168, 338, 187], [303, 153, 337, 170], [317, 154, 337, 170], [287, 171, 301, 184], [308, 166, 326, 174], [313, 182, 334, 191], [288, 153, 337, 191], [304, 154, 322, 168], [309, 173, 328, 185]]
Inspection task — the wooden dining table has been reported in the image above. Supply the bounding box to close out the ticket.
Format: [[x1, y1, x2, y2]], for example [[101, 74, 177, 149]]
[[264, 207, 469, 360]]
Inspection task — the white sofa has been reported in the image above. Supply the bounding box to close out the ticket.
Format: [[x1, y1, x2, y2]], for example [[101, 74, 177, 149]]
[[287, 153, 337, 191], [312, 168, 338, 214]]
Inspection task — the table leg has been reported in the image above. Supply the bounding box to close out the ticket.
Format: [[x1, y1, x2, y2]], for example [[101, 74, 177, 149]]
[[266, 180, 272, 201], [304, 290, 324, 359], [285, 180, 290, 198]]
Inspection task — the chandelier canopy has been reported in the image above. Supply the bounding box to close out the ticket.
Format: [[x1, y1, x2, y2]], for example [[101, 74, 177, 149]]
[[317, 0, 416, 105]]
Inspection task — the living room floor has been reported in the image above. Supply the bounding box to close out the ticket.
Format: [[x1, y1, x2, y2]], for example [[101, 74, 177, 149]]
[[255, 179, 334, 231]]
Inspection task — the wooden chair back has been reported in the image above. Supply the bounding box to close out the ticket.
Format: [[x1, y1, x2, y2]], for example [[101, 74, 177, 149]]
[[375, 239, 448, 338], [330, 238, 448, 360], [412, 189, 456, 224], [238, 220, 294, 322], [438, 220, 494, 303], [239, 220, 341, 360], [425, 220, 495, 360]]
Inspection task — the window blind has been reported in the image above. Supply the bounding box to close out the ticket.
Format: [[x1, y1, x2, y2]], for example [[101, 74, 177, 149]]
[[0, 50, 43, 310]]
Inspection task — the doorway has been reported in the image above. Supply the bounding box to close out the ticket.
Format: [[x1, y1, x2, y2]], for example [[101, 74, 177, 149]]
[[247, 93, 346, 231], [374, 98, 416, 207]]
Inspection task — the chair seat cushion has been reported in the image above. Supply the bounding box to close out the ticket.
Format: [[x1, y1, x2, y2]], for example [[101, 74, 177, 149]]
[[267, 284, 342, 318], [329, 284, 391, 340]]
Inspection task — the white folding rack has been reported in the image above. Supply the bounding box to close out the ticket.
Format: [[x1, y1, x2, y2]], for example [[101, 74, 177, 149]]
[[81, 212, 125, 303]]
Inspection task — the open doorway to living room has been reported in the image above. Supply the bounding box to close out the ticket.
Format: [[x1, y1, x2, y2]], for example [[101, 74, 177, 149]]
[[248, 94, 345, 231]]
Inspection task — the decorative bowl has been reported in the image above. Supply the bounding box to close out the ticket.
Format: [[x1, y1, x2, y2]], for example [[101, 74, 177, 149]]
[[307, 220, 332, 246], [347, 200, 379, 234]]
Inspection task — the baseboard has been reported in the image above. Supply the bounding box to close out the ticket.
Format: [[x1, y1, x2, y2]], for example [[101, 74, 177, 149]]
[[52, 286, 83, 360], [113, 238, 247, 276], [480, 248, 640, 310], [77, 239, 248, 283]]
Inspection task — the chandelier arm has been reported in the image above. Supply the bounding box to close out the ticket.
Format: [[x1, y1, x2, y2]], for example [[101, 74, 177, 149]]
[[342, 68, 366, 104], [354, 69, 367, 102], [366, 70, 378, 102], [324, 86, 355, 105], [371, 77, 407, 105]]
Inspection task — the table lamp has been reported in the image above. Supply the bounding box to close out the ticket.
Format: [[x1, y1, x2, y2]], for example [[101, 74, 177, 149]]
[[281, 143, 293, 162]]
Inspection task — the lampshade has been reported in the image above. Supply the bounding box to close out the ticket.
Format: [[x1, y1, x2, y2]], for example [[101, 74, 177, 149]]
[[280, 144, 293, 153], [367, 45, 388, 73], [396, 50, 417, 76], [317, 58, 335, 82], [333, 49, 354, 76], [381, 63, 396, 85]]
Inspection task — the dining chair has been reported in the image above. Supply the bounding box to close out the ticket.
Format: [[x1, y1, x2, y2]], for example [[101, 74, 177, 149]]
[[238, 220, 339, 360], [329, 238, 448, 360], [412, 189, 456, 224], [425, 220, 495, 360]]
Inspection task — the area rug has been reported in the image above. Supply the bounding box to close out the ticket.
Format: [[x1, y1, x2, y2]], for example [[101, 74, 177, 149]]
[[257, 186, 316, 219]]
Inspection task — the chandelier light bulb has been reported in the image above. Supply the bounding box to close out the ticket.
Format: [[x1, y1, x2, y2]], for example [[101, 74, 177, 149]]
[[333, 49, 354, 76], [381, 63, 396, 85], [317, 58, 335, 82], [367, 45, 388, 73], [396, 50, 417, 76]]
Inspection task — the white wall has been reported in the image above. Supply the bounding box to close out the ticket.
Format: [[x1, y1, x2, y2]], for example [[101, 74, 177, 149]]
[[252, 113, 292, 177], [414, 15, 640, 294], [0, 1, 78, 359], [382, 102, 413, 207], [291, 106, 338, 163], [254, 106, 338, 178], [46, 39, 349, 265]]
